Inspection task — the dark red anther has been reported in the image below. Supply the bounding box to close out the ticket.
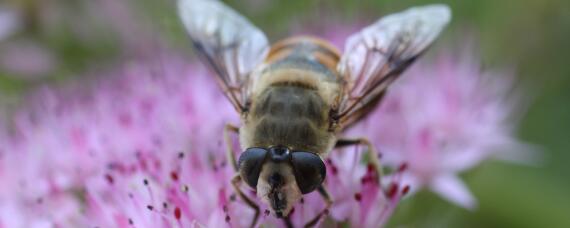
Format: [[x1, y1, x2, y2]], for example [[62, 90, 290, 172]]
[[361, 176, 367, 184], [264, 210, 270, 216], [326, 158, 333, 165], [323, 209, 329, 215], [147, 205, 154, 211], [128, 218, 133, 225], [402, 185, 410, 195], [163, 202, 168, 209], [367, 163, 375, 172], [105, 174, 114, 185], [174, 207, 182, 220], [354, 193, 362, 201], [225, 215, 231, 222], [222, 205, 228, 212], [170, 171, 179, 181], [143, 179, 149, 185], [300, 198, 305, 204], [398, 163, 408, 172], [331, 166, 338, 175], [387, 183, 399, 198]]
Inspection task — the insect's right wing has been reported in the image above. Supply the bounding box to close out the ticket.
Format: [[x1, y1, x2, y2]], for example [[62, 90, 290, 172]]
[[334, 4, 451, 129], [178, 0, 269, 113]]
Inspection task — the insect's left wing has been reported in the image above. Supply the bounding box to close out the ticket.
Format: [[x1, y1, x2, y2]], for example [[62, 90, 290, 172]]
[[335, 4, 451, 129], [178, 0, 269, 113]]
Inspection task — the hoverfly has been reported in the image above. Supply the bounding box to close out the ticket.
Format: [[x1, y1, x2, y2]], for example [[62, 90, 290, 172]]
[[178, 0, 450, 227]]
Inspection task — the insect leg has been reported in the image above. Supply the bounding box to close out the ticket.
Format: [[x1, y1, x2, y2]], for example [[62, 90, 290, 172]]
[[282, 216, 294, 228], [231, 174, 260, 228], [224, 123, 240, 171], [335, 137, 384, 182], [303, 185, 332, 228]]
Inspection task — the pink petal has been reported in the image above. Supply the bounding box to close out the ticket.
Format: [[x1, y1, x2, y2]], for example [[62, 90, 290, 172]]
[[430, 174, 477, 210]]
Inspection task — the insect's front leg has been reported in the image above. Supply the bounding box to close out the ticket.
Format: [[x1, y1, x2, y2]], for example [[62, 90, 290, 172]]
[[335, 137, 384, 182], [303, 185, 333, 228], [231, 174, 260, 228], [224, 123, 240, 171]]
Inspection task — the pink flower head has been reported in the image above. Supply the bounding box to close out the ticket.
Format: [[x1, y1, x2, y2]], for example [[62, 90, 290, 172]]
[[350, 47, 532, 209], [0, 54, 404, 227]]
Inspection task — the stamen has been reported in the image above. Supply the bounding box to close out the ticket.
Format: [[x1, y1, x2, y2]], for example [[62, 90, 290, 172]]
[[174, 207, 182, 220], [402, 185, 410, 195], [170, 171, 179, 181], [105, 174, 114, 185], [387, 183, 399, 198], [354, 193, 362, 201], [367, 163, 375, 172], [331, 166, 338, 175], [398, 163, 408, 172]]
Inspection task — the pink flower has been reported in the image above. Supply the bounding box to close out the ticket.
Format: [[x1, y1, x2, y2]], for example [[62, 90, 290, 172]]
[[0, 54, 404, 227], [350, 47, 533, 209]]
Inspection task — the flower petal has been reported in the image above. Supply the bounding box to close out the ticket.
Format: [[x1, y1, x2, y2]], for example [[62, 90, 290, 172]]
[[430, 174, 477, 209]]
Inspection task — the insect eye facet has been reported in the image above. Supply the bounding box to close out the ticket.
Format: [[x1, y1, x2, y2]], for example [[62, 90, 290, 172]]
[[291, 152, 326, 194], [238, 148, 268, 189]]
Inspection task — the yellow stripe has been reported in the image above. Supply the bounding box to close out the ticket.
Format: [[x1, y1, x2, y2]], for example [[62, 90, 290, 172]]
[[266, 36, 341, 71]]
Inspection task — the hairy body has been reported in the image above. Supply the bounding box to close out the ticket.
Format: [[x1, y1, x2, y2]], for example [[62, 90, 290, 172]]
[[178, 0, 451, 224], [240, 37, 342, 156]]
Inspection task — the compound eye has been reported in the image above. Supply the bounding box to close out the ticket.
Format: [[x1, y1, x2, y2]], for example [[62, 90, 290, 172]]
[[238, 148, 268, 189], [291, 152, 326, 194]]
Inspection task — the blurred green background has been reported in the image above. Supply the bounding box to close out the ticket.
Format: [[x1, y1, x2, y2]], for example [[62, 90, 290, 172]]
[[1, 0, 569, 227]]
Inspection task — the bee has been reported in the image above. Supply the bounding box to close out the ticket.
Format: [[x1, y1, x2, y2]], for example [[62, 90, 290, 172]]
[[178, 0, 450, 227]]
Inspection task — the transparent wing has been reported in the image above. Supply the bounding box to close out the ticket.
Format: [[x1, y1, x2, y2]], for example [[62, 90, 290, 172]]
[[178, 0, 269, 113], [335, 4, 451, 129]]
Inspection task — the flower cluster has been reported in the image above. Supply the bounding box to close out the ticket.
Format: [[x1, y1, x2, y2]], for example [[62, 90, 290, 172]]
[[0, 53, 406, 227], [350, 48, 531, 209]]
